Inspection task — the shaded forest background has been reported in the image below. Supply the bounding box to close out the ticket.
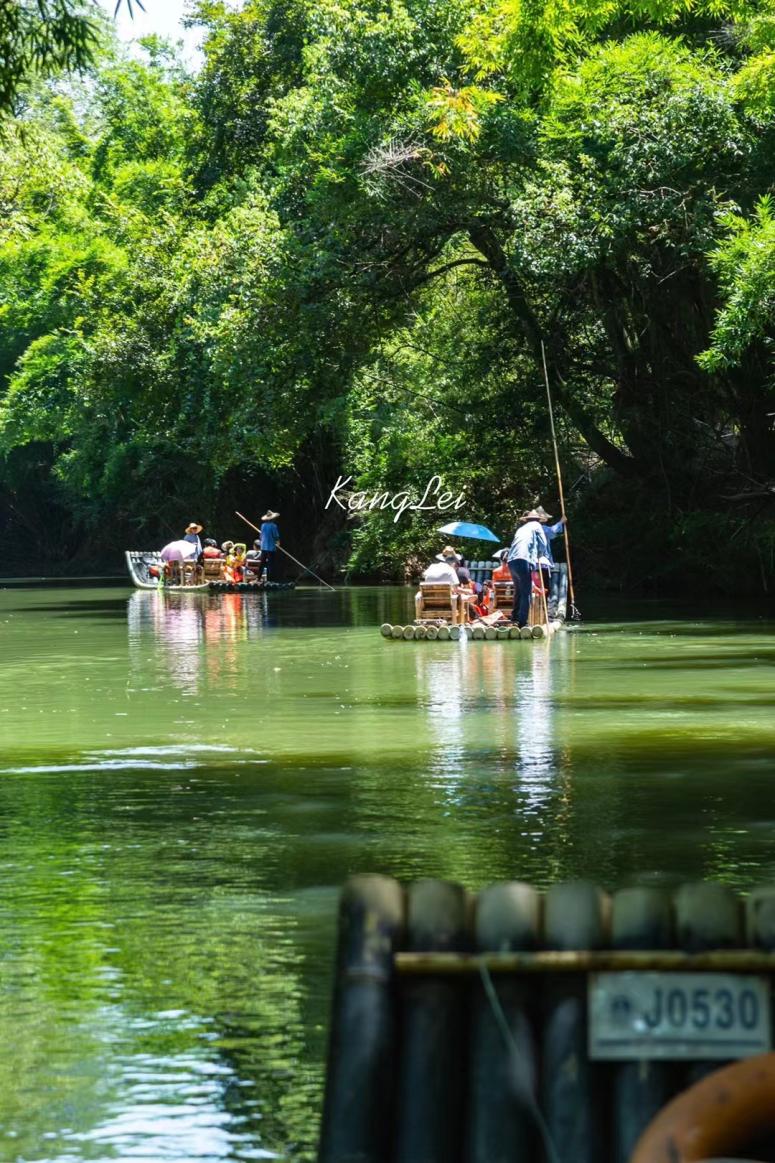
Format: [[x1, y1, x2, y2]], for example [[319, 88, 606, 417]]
[[0, 0, 774, 591]]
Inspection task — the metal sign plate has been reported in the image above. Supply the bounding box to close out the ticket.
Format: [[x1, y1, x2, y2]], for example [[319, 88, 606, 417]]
[[588, 972, 772, 1061]]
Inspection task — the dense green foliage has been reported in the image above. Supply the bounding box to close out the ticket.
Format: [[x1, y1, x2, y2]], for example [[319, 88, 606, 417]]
[[0, 0, 774, 587]]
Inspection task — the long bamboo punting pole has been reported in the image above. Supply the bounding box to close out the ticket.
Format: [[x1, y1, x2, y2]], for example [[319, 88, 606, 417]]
[[540, 341, 579, 619], [235, 510, 336, 590]]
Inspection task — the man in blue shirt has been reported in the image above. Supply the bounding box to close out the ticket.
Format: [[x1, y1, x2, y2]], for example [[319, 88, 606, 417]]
[[259, 511, 281, 580], [506, 509, 549, 627]]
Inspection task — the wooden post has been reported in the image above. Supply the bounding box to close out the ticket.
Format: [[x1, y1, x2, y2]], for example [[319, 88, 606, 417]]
[[465, 883, 541, 1163], [542, 882, 609, 1163], [319, 875, 405, 1163], [394, 881, 470, 1163], [610, 888, 674, 1163]]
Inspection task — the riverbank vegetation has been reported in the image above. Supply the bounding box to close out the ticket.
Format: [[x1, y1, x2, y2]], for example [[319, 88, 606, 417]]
[[0, 0, 773, 590]]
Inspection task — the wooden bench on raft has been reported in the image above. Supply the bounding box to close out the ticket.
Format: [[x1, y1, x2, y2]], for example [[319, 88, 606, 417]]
[[491, 580, 514, 615], [202, 557, 225, 581], [165, 560, 203, 585], [415, 582, 462, 625], [319, 876, 775, 1163]]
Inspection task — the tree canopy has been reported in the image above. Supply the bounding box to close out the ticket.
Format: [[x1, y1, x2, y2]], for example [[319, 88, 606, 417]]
[[0, 0, 774, 586]]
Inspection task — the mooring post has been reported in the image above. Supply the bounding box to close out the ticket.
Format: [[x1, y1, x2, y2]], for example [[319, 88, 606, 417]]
[[610, 887, 674, 1163], [465, 882, 541, 1163], [318, 875, 405, 1163], [393, 880, 470, 1163], [542, 881, 610, 1163]]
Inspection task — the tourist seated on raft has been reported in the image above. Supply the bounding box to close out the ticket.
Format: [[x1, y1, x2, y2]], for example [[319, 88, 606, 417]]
[[472, 589, 490, 619], [419, 546, 476, 620], [245, 540, 263, 580], [422, 546, 460, 586], [224, 544, 247, 584], [203, 538, 222, 559], [455, 556, 480, 596], [492, 548, 511, 582]]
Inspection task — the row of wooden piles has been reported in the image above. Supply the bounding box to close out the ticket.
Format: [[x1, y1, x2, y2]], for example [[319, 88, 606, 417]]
[[318, 875, 775, 1163], [380, 622, 561, 641]]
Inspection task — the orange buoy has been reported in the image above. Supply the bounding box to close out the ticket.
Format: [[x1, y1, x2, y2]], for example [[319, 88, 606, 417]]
[[630, 1052, 775, 1162]]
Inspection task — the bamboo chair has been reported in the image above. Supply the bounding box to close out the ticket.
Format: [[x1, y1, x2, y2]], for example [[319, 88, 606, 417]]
[[415, 583, 460, 625]]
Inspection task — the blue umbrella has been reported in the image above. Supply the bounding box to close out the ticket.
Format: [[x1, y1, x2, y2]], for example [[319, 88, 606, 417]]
[[438, 521, 500, 543]]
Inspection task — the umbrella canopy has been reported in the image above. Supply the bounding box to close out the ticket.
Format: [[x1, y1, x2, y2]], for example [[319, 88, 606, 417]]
[[437, 521, 500, 543], [160, 539, 198, 562]]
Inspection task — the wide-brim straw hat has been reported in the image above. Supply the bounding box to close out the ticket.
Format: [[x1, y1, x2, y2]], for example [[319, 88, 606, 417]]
[[519, 509, 543, 522], [261, 511, 280, 521], [535, 505, 553, 521], [492, 548, 509, 560], [186, 522, 203, 533]]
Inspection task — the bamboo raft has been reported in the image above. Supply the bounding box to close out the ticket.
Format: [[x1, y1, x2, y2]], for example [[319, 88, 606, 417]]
[[319, 876, 775, 1163], [125, 551, 295, 592], [381, 562, 569, 641]]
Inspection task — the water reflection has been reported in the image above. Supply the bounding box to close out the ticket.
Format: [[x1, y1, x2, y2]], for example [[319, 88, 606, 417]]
[[128, 590, 270, 695]]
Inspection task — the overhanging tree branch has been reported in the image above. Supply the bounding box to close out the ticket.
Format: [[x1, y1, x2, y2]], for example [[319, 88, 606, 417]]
[[468, 220, 639, 478]]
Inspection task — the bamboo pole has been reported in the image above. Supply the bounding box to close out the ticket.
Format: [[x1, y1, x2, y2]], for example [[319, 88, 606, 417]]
[[394, 949, 775, 974], [540, 342, 578, 619], [234, 510, 336, 590]]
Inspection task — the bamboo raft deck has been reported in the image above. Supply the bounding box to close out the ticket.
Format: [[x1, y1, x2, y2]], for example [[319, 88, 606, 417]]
[[380, 621, 563, 640]]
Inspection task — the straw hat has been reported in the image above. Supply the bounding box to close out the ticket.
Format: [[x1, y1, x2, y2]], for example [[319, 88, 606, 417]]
[[519, 509, 543, 522], [186, 522, 203, 534], [492, 548, 509, 560], [261, 510, 280, 521], [435, 545, 460, 562], [535, 506, 553, 522]]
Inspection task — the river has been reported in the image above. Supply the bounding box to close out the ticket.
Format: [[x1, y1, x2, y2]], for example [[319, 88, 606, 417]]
[[0, 584, 773, 1161]]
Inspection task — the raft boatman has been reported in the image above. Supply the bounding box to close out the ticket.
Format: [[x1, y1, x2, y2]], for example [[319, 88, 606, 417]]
[[258, 511, 281, 580], [506, 509, 549, 628]]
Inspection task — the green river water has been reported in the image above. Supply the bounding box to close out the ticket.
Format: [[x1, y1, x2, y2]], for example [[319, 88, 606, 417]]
[[1, 584, 774, 1161]]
